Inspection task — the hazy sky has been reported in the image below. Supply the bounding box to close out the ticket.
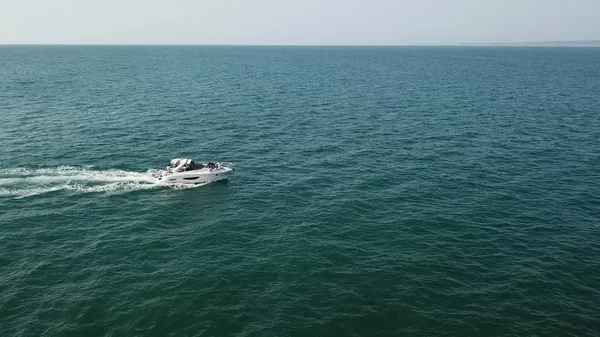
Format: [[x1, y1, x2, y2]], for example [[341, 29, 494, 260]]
[[1, 0, 599, 45]]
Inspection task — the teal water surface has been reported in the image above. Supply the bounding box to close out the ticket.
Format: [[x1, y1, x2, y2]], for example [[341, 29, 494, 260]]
[[1, 46, 600, 336]]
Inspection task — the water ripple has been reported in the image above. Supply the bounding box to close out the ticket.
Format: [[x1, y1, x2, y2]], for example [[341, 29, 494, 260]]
[[1, 46, 600, 337]]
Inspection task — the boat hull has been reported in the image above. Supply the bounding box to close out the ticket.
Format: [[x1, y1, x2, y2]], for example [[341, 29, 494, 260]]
[[158, 167, 233, 185]]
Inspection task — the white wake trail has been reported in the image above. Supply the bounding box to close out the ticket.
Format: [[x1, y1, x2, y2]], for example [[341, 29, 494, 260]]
[[0, 166, 163, 198]]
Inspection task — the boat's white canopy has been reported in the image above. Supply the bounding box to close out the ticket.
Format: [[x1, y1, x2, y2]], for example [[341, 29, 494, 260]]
[[170, 158, 192, 166], [171, 158, 192, 171]]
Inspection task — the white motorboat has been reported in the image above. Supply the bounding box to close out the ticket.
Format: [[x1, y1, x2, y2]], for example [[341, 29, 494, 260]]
[[158, 158, 233, 185]]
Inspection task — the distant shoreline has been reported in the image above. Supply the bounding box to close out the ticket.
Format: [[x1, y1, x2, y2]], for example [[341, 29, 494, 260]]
[[461, 40, 600, 47]]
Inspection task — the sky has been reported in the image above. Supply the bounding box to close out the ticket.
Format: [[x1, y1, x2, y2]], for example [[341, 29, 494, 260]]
[[1, 0, 599, 45]]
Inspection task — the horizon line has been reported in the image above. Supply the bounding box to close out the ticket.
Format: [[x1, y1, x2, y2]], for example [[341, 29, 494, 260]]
[[1, 43, 600, 47]]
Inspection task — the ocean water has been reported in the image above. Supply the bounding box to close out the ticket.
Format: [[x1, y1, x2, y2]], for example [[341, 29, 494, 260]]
[[1, 46, 599, 337]]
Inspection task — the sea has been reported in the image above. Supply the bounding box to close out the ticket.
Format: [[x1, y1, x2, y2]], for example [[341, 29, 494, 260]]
[[1, 46, 599, 337]]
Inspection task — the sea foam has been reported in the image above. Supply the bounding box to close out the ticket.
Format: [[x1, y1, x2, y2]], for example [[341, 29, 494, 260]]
[[0, 166, 162, 198]]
